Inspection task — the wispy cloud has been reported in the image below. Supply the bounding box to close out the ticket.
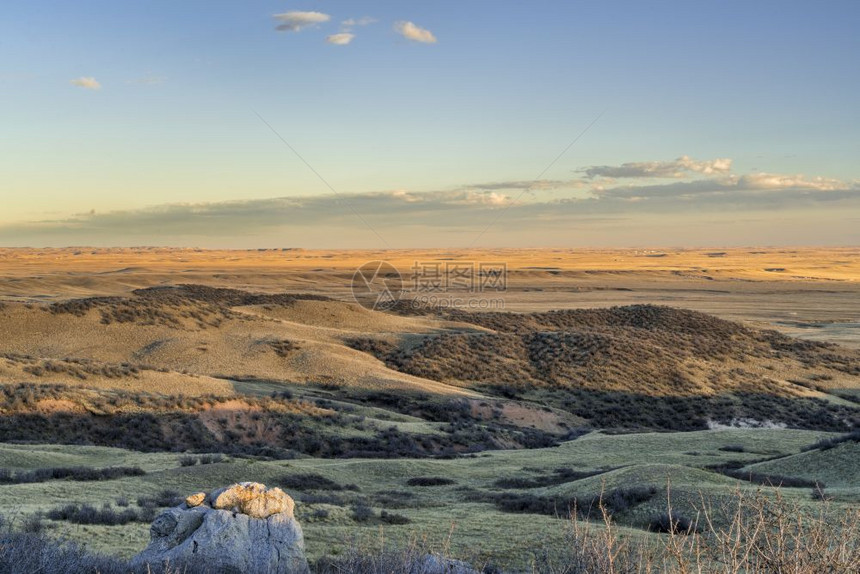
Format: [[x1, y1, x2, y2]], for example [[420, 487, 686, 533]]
[[3, 156, 858, 247], [394, 21, 437, 44], [595, 173, 857, 202], [463, 179, 587, 192], [273, 11, 330, 33], [582, 156, 732, 179], [0, 190, 517, 240], [2, 167, 857, 244], [326, 33, 355, 46], [738, 173, 846, 191], [70, 76, 101, 90], [126, 74, 166, 86], [342, 17, 376, 28]]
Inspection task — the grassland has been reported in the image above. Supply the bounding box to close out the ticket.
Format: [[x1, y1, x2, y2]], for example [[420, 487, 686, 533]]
[[1, 426, 850, 569], [0, 247, 858, 571]]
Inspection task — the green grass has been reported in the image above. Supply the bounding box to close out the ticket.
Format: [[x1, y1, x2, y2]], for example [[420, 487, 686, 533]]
[[1, 426, 849, 569], [746, 441, 860, 488], [0, 444, 181, 471]]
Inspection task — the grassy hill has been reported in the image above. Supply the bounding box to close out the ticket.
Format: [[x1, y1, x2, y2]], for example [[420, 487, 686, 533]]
[[0, 285, 858, 570], [0, 287, 858, 451], [0, 427, 844, 567]]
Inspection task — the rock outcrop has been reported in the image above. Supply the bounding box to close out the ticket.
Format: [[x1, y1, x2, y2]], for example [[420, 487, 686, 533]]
[[133, 482, 308, 574]]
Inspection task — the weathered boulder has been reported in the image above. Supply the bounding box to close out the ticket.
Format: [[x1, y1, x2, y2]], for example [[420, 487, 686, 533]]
[[209, 482, 294, 518], [133, 482, 308, 574]]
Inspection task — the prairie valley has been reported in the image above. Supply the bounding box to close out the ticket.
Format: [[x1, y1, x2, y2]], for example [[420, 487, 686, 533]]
[[0, 247, 859, 569]]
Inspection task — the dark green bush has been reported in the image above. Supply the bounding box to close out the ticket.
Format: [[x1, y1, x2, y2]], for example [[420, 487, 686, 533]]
[[380, 510, 411, 525], [278, 473, 359, 491], [46, 504, 144, 526], [649, 511, 699, 534], [406, 476, 456, 487], [352, 503, 374, 522], [0, 466, 144, 484]]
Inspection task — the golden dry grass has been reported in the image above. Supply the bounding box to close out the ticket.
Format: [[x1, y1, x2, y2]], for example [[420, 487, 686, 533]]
[[1, 247, 858, 346]]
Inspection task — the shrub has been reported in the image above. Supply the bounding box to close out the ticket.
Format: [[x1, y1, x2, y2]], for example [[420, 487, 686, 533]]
[[494, 468, 608, 489], [279, 473, 359, 491], [178, 455, 198, 467], [352, 503, 374, 522], [311, 508, 330, 520], [0, 466, 145, 484], [198, 453, 225, 464], [372, 491, 416, 509], [269, 340, 298, 357], [480, 486, 657, 520], [802, 429, 860, 451], [406, 476, 455, 487], [46, 504, 144, 526], [648, 511, 699, 534], [598, 486, 657, 515], [21, 515, 45, 534], [137, 489, 182, 509], [811, 487, 832, 501], [299, 493, 345, 506], [379, 510, 411, 525], [710, 464, 825, 489], [0, 529, 129, 574]]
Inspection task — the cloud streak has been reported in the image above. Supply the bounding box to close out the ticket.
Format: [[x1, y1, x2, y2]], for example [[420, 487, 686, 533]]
[[2, 155, 857, 248], [582, 156, 732, 179], [0, 190, 516, 240], [595, 173, 858, 201], [127, 74, 166, 86], [394, 21, 437, 43], [70, 76, 101, 90], [273, 11, 330, 32], [342, 17, 376, 28], [2, 166, 857, 245]]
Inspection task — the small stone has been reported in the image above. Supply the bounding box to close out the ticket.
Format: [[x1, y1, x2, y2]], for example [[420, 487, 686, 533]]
[[185, 492, 206, 507]]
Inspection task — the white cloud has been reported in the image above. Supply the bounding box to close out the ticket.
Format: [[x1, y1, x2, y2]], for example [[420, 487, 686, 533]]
[[70, 76, 101, 90], [342, 17, 376, 28], [326, 33, 355, 45], [273, 11, 330, 33], [394, 21, 437, 43], [737, 173, 846, 191], [582, 156, 733, 179]]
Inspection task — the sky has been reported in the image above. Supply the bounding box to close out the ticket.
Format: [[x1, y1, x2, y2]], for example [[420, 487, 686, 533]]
[[1, 0, 859, 248]]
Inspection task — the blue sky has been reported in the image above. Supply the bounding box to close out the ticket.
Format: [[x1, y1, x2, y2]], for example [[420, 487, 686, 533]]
[[1, 1, 859, 247]]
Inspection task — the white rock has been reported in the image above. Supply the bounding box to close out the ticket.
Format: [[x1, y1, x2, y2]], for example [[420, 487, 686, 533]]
[[133, 484, 308, 574]]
